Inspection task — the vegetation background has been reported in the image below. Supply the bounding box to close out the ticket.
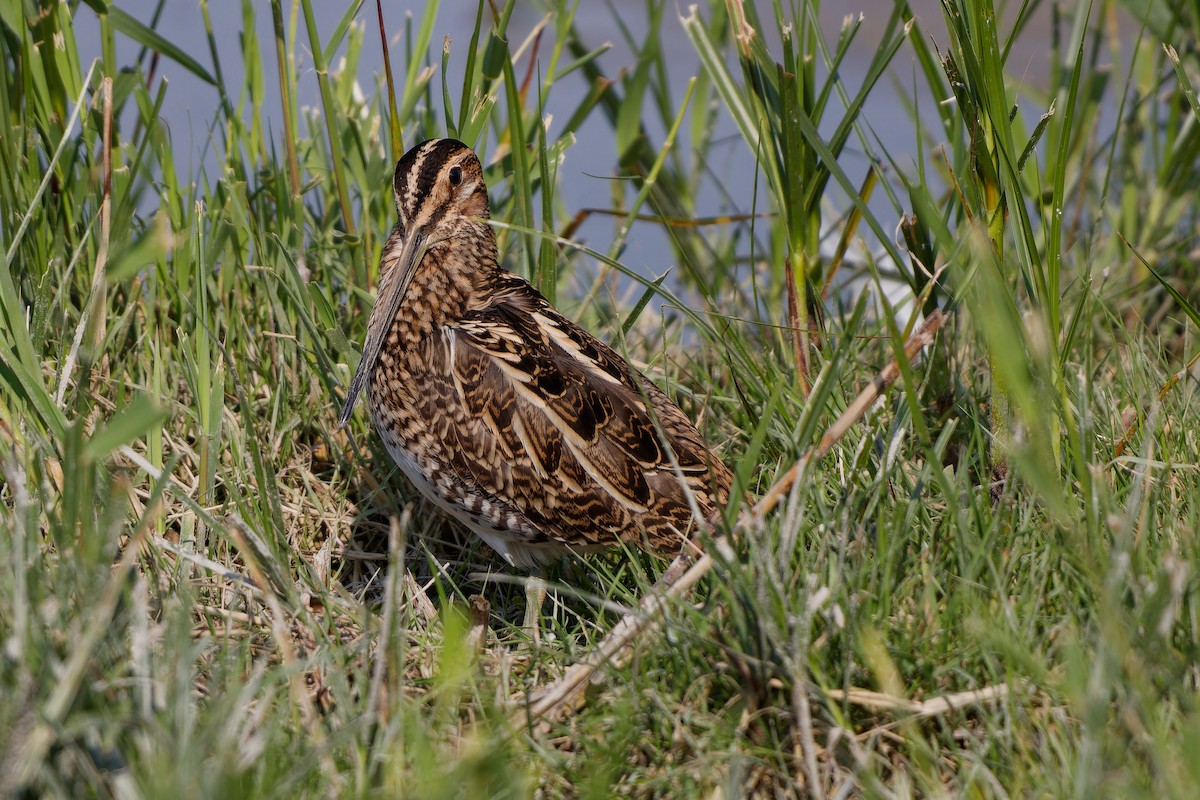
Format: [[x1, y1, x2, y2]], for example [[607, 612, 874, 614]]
[[2, 0, 1200, 796]]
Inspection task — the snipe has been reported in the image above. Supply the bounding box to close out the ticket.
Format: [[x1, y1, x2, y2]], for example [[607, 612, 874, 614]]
[[339, 139, 731, 618]]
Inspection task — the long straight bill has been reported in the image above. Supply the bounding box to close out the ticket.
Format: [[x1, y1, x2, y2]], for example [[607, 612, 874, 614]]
[[338, 229, 428, 428]]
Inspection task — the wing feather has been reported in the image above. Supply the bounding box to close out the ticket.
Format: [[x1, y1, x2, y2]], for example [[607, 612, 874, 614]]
[[435, 291, 729, 546], [394, 271, 729, 552]]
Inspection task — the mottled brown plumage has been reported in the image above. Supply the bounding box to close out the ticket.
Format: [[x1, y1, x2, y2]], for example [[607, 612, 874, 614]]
[[340, 138, 731, 568]]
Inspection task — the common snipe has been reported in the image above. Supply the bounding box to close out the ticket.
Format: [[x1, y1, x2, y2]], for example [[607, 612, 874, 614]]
[[339, 138, 731, 608]]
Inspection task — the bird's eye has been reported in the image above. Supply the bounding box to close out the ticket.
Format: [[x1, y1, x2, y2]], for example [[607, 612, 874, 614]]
[[448, 166, 463, 186]]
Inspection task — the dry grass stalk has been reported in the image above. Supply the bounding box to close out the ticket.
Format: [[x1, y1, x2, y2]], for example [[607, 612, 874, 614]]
[[824, 683, 1010, 720]]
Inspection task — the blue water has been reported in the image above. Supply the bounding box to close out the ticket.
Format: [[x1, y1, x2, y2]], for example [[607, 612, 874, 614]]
[[69, 1, 1063, 317]]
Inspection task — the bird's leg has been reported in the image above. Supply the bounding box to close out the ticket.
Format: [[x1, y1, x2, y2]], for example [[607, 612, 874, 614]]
[[523, 567, 548, 644]]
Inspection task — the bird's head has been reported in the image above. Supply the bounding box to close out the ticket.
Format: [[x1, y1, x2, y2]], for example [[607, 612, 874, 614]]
[[393, 138, 490, 241], [337, 138, 492, 428]]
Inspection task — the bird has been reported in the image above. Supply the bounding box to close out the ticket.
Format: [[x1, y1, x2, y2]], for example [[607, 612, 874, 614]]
[[338, 138, 732, 633]]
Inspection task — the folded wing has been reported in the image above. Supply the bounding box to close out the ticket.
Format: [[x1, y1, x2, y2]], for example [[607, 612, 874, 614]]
[[431, 288, 730, 551]]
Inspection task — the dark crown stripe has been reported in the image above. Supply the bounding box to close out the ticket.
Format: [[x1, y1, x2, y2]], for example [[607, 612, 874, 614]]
[[395, 138, 467, 218], [392, 139, 432, 197]]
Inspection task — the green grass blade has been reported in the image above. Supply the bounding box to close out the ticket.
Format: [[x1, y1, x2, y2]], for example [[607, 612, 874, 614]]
[[82, 2, 217, 85], [82, 394, 168, 462]]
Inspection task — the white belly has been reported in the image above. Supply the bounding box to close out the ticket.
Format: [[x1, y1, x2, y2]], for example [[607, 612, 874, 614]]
[[376, 433, 562, 569]]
